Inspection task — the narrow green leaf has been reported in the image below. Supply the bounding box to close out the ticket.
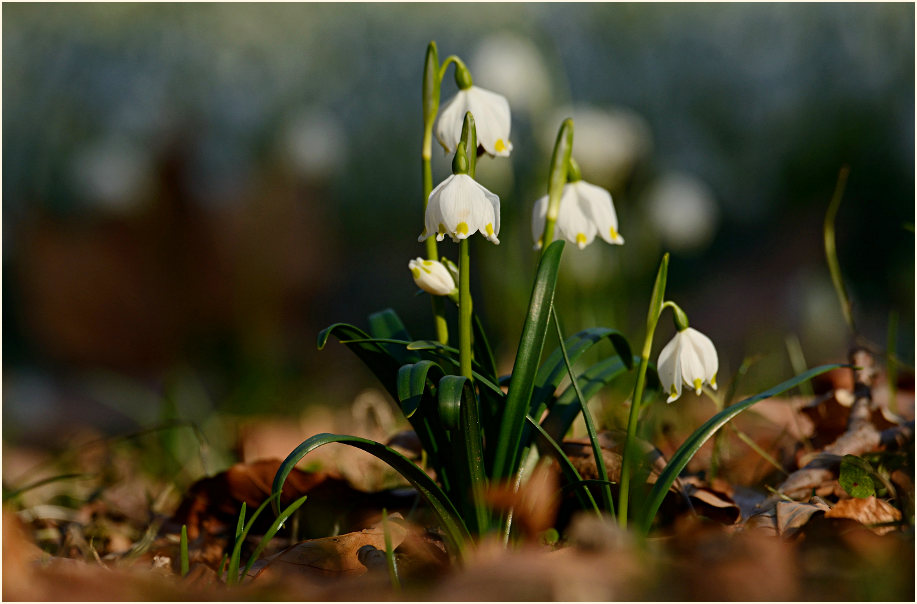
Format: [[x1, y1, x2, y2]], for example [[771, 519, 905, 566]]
[[241, 494, 308, 579], [492, 240, 565, 480], [538, 356, 634, 444], [369, 308, 419, 364], [439, 375, 488, 533], [637, 364, 843, 534], [272, 433, 470, 554], [531, 327, 632, 416], [551, 309, 615, 517], [227, 495, 277, 586], [180, 524, 189, 577], [526, 416, 601, 516], [472, 312, 498, 380], [381, 509, 401, 592], [396, 360, 444, 419]]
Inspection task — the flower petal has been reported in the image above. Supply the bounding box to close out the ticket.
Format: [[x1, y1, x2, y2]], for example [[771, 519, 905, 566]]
[[556, 185, 596, 249], [575, 181, 624, 245], [657, 333, 682, 403], [435, 91, 469, 153], [465, 87, 513, 157]]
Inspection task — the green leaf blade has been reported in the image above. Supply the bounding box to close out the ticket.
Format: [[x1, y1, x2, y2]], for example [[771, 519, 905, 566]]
[[492, 240, 565, 481], [637, 364, 844, 534]]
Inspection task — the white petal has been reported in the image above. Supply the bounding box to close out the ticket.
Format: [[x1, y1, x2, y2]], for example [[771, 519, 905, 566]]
[[435, 90, 470, 153], [574, 181, 624, 245], [678, 336, 707, 395], [465, 87, 513, 157], [657, 333, 682, 403], [685, 327, 718, 384], [556, 185, 596, 249]]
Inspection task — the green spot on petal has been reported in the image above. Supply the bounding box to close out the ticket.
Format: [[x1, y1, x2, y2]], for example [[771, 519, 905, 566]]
[[456, 222, 469, 235]]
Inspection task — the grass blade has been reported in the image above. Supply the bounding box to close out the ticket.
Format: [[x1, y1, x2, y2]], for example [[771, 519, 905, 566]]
[[180, 524, 189, 577], [636, 364, 843, 534], [369, 308, 420, 365], [551, 308, 615, 518], [381, 509, 401, 592], [272, 433, 470, 555], [241, 494, 309, 579], [492, 240, 565, 481]]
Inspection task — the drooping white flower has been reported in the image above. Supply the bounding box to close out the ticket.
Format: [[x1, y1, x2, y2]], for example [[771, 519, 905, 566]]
[[657, 327, 719, 403], [436, 86, 513, 157], [532, 180, 624, 249], [408, 257, 456, 296], [419, 174, 500, 244]]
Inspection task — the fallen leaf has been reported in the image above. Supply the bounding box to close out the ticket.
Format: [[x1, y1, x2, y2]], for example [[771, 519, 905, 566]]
[[484, 460, 559, 540], [824, 496, 902, 535], [776, 499, 830, 537], [249, 515, 408, 583]]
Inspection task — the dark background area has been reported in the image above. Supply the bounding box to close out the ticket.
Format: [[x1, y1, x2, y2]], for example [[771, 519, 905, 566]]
[[3, 3, 913, 454]]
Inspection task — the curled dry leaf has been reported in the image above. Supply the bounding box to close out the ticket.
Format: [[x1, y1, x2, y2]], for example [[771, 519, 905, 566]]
[[248, 515, 408, 583], [775, 499, 831, 538], [824, 496, 902, 535]]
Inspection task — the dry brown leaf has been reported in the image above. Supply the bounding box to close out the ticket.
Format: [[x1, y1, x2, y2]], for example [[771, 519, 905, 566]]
[[169, 458, 357, 539], [776, 499, 831, 537], [484, 460, 559, 540], [824, 496, 902, 535], [249, 517, 408, 583]]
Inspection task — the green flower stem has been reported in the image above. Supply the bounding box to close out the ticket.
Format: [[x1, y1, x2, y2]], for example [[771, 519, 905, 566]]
[[540, 119, 574, 249], [422, 41, 448, 345], [438, 55, 470, 87], [618, 253, 669, 528], [459, 239, 473, 380]]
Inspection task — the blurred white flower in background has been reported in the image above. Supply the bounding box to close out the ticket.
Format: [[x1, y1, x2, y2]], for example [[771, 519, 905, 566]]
[[542, 106, 652, 190], [71, 137, 152, 214], [646, 172, 720, 252], [470, 32, 553, 115], [281, 108, 348, 181]]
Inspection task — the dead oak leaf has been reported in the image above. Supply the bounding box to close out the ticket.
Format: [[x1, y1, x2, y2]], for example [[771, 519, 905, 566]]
[[824, 496, 902, 535]]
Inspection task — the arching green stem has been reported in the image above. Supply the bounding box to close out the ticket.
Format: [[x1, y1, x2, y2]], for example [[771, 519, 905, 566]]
[[540, 119, 574, 250]]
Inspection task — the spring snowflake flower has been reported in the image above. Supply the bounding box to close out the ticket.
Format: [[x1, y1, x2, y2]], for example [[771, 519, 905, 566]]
[[408, 258, 456, 296], [419, 174, 500, 244], [531, 180, 624, 249], [657, 327, 719, 403], [436, 86, 513, 158]]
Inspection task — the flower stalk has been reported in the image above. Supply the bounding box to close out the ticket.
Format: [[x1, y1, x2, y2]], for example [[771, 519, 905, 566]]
[[619, 253, 669, 528], [422, 41, 449, 345], [457, 113, 477, 380], [540, 119, 574, 248]]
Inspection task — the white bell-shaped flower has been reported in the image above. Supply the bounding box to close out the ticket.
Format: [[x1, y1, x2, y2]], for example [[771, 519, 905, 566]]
[[436, 86, 513, 158], [419, 174, 500, 244], [532, 180, 624, 249], [657, 327, 719, 403], [408, 258, 456, 296]]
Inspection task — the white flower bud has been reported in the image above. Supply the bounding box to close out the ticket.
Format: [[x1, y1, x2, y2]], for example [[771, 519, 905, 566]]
[[409, 258, 457, 296]]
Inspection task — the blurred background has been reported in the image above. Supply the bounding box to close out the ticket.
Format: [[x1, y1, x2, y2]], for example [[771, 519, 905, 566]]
[[3, 4, 914, 475]]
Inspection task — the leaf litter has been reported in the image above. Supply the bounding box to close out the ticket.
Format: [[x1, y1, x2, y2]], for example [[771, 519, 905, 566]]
[[3, 354, 914, 601]]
